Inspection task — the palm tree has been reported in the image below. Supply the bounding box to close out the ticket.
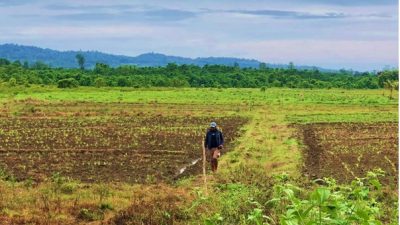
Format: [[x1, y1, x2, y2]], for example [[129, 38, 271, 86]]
[[383, 80, 398, 100]]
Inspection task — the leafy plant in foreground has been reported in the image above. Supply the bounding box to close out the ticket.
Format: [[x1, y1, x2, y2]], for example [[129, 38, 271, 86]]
[[204, 170, 391, 225], [267, 170, 386, 225]]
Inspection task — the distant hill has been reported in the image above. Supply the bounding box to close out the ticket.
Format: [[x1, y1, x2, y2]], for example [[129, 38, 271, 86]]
[[0, 43, 330, 70]]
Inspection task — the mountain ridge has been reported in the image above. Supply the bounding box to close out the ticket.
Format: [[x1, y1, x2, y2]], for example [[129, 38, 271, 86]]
[[0, 43, 333, 71]]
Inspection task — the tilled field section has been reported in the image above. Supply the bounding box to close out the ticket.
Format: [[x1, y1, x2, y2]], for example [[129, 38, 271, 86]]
[[298, 123, 398, 185], [0, 115, 247, 183]]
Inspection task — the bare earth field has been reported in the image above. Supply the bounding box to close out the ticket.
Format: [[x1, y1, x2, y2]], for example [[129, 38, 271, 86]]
[[0, 100, 247, 183], [299, 122, 398, 186]]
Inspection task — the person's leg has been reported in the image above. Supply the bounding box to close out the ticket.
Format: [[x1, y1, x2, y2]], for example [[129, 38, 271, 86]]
[[211, 159, 217, 172], [212, 149, 220, 172]]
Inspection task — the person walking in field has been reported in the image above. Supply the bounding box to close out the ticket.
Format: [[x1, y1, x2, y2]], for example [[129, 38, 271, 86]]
[[204, 122, 224, 172]]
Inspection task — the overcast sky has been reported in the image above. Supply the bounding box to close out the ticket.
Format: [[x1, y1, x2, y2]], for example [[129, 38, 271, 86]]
[[0, 0, 398, 71]]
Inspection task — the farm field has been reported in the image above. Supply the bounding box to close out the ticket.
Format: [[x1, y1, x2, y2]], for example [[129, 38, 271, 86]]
[[299, 122, 398, 185], [0, 112, 247, 183], [0, 86, 398, 224], [0, 93, 253, 184]]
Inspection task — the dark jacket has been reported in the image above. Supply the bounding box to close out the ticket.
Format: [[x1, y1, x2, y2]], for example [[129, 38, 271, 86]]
[[204, 129, 224, 149]]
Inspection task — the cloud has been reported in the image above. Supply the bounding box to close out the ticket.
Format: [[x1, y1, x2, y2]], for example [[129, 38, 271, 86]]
[[225, 9, 347, 19], [215, 9, 393, 19], [45, 6, 393, 23], [15, 1, 390, 24], [44, 3, 139, 11], [143, 9, 197, 21], [51, 8, 198, 22], [0, 0, 397, 70]]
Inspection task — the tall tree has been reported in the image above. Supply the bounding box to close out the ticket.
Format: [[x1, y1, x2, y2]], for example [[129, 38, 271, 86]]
[[76, 54, 85, 70], [288, 62, 295, 70], [378, 70, 398, 87], [259, 62, 267, 70]]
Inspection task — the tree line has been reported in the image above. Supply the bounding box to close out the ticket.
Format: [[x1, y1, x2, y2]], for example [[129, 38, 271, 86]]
[[0, 57, 397, 89]]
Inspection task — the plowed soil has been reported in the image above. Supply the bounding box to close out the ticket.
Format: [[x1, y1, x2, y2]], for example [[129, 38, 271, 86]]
[[298, 123, 398, 185], [0, 114, 247, 183]]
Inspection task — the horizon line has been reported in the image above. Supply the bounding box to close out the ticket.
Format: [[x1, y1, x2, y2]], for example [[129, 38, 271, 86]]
[[1, 42, 397, 72]]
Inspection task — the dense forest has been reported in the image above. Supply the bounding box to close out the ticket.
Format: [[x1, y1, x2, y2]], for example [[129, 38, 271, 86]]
[[0, 57, 398, 89]]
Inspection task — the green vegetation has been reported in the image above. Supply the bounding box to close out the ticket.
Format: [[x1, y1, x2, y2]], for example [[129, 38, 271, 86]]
[[57, 78, 79, 88], [0, 57, 397, 89], [0, 86, 397, 224], [1, 86, 398, 106], [198, 170, 392, 225]]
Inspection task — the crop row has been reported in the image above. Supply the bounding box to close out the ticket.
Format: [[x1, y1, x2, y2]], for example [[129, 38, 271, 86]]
[[0, 115, 247, 183], [301, 122, 398, 185]]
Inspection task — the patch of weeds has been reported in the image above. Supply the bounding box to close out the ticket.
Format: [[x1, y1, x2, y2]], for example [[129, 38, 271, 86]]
[[99, 203, 113, 211], [60, 182, 78, 195], [78, 208, 104, 221]]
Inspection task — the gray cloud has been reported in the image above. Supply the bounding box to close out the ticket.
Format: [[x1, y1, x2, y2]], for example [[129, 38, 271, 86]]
[[43, 5, 392, 23], [221, 9, 393, 19], [143, 9, 197, 21], [33, 0, 396, 24], [52, 8, 198, 22], [0, 0, 397, 70], [44, 3, 152, 11], [226, 9, 346, 19], [54, 12, 119, 21]]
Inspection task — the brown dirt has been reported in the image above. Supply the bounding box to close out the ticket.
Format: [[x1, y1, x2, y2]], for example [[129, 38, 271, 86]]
[[298, 122, 398, 185], [0, 115, 247, 183]]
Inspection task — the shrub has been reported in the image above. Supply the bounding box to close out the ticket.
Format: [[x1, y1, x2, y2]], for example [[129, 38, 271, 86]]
[[94, 77, 106, 88], [99, 203, 113, 211], [8, 78, 17, 87], [57, 78, 79, 88]]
